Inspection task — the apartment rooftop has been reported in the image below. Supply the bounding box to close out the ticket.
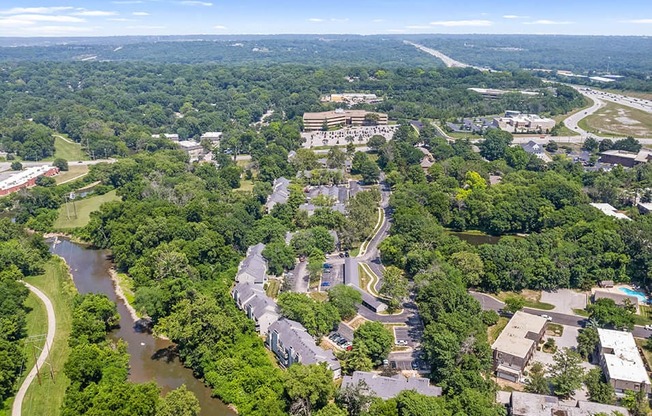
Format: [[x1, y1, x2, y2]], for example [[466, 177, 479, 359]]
[[492, 311, 548, 359], [270, 318, 340, 372], [598, 328, 650, 387], [342, 371, 441, 400], [509, 391, 630, 416], [589, 203, 631, 220]]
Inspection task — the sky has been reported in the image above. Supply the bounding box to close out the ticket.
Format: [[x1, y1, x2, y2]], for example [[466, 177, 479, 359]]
[[0, 0, 652, 37]]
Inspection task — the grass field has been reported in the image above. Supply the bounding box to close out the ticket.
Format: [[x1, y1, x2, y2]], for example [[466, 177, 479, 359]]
[[53, 190, 120, 229], [52, 136, 87, 161], [578, 102, 652, 138], [20, 258, 76, 416], [54, 165, 89, 185], [488, 317, 509, 344], [495, 290, 555, 311]]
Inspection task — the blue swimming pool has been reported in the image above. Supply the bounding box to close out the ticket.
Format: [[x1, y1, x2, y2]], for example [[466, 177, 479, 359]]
[[619, 287, 650, 303]]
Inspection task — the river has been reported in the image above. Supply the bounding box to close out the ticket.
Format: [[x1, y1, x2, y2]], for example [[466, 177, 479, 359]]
[[50, 239, 234, 416]]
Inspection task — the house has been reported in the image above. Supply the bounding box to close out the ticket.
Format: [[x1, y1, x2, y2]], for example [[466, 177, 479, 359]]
[[593, 290, 639, 313], [599, 149, 652, 168], [302, 109, 388, 132], [235, 243, 268, 285], [491, 311, 548, 382], [597, 328, 651, 394], [265, 177, 291, 212], [520, 141, 552, 162], [267, 318, 341, 378], [590, 203, 631, 220], [342, 257, 387, 313], [600, 280, 615, 288], [231, 282, 280, 335], [508, 391, 630, 416], [0, 165, 60, 197], [341, 371, 442, 400], [417, 147, 435, 172], [637, 201, 652, 214]]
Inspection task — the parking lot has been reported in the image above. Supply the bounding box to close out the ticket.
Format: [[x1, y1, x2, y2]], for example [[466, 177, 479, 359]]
[[326, 331, 352, 351], [319, 263, 343, 291], [393, 326, 411, 346]]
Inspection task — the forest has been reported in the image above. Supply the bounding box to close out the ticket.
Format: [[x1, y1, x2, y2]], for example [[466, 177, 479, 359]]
[[0, 62, 583, 160]]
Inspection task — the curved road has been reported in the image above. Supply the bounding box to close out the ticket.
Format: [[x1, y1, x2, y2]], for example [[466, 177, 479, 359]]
[[12, 282, 56, 416], [563, 92, 603, 136]]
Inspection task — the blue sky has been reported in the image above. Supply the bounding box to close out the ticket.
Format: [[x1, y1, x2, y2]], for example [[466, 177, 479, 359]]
[[0, 0, 651, 37]]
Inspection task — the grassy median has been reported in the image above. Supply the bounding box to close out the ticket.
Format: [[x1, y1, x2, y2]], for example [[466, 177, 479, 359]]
[[53, 190, 120, 229]]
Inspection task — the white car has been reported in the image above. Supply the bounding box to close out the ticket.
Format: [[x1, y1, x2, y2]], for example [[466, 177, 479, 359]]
[[541, 315, 553, 322], [644, 325, 652, 331], [395, 339, 408, 346]]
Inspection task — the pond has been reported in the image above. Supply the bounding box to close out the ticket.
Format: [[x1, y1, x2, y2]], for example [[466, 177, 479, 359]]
[[447, 231, 502, 246], [50, 238, 235, 416]]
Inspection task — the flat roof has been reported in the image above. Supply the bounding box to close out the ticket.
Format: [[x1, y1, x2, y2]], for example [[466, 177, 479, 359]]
[[0, 165, 55, 191], [492, 311, 547, 359], [590, 203, 631, 220], [598, 328, 650, 386]]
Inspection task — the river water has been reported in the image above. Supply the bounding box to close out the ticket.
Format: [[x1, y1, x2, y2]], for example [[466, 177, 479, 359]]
[[50, 239, 234, 416]]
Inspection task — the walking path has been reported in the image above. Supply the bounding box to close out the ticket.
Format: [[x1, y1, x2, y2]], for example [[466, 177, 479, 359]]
[[12, 282, 56, 416]]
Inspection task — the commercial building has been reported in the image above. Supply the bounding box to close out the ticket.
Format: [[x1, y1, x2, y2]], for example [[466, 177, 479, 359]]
[[599, 149, 652, 168], [302, 109, 388, 132], [0, 165, 59, 196], [267, 318, 341, 378], [265, 177, 291, 212], [341, 371, 441, 400], [491, 311, 548, 382], [235, 243, 268, 285], [232, 282, 280, 335], [320, 93, 382, 105], [590, 203, 631, 220], [200, 132, 222, 145], [493, 111, 556, 134], [508, 391, 630, 416], [597, 328, 651, 394]]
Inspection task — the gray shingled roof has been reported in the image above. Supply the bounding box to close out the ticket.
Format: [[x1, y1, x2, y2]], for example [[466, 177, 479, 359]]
[[266, 177, 291, 210], [269, 318, 341, 372], [236, 243, 267, 284], [342, 371, 441, 400]]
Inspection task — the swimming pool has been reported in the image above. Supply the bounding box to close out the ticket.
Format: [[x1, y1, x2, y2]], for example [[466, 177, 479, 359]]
[[619, 287, 650, 303]]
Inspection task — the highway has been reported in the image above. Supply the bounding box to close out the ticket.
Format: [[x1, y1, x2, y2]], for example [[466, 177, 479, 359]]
[[581, 88, 652, 114], [404, 40, 491, 72]]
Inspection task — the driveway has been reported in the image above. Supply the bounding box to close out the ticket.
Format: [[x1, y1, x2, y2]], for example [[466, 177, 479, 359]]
[[540, 289, 587, 315]]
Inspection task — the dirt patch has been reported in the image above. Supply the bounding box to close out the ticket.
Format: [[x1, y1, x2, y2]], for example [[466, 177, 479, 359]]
[[347, 315, 369, 330]]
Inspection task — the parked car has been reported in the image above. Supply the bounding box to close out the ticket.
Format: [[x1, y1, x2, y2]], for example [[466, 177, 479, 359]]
[[395, 339, 408, 346], [645, 325, 652, 331], [382, 359, 389, 367], [321, 282, 330, 287], [411, 361, 419, 370], [323, 263, 333, 269], [541, 314, 553, 322]]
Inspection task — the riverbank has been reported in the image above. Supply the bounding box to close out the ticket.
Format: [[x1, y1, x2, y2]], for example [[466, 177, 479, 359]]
[[108, 268, 140, 323]]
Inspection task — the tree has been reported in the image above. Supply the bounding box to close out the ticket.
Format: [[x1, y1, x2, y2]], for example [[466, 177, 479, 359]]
[[613, 137, 641, 153], [277, 293, 340, 337], [353, 321, 393, 365], [478, 129, 513, 161], [525, 362, 550, 395], [328, 285, 362, 320], [379, 266, 409, 312], [158, 385, 200, 416], [549, 348, 585, 399], [284, 363, 335, 415], [450, 251, 484, 287], [53, 157, 69, 171], [598, 139, 614, 152], [10, 161, 22, 170], [368, 135, 386, 153], [545, 141, 558, 152], [586, 298, 635, 331], [336, 380, 375, 416], [503, 295, 525, 314], [584, 368, 615, 405], [35, 175, 56, 187], [327, 147, 346, 169], [360, 160, 380, 184], [340, 344, 374, 375], [621, 390, 651, 416], [583, 137, 599, 152], [576, 327, 599, 360], [263, 241, 296, 276], [314, 403, 347, 416]]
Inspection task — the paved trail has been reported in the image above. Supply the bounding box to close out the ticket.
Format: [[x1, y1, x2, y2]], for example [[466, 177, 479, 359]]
[[12, 282, 56, 416]]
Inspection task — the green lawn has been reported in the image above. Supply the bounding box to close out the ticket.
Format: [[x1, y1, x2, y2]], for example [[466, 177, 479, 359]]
[[20, 258, 77, 416], [54, 165, 89, 185], [52, 136, 87, 161], [265, 279, 281, 299], [578, 102, 652, 138], [488, 317, 509, 344], [53, 190, 120, 229], [495, 291, 555, 311]]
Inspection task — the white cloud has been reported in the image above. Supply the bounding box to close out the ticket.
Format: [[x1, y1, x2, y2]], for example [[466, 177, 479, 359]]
[[0, 6, 74, 15], [112, 1, 143, 3], [308, 18, 324, 22], [523, 19, 573, 25], [133, 12, 150, 16], [331, 18, 349, 23], [8, 14, 86, 23], [372, 19, 385, 23], [625, 19, 652, 24], [179, 1, 212, 6], [126, 25, 166, 29], [0, 17, 37, 27], [108, 18, 134, 22], [20, 25, 96, 34], [503, 15, 529, 19], [386, 29, 407, 33], [74, 10, 118, 17], [214, 25, 227, 30], [430, 19, 492, 27], [406, 25, 431, 30]]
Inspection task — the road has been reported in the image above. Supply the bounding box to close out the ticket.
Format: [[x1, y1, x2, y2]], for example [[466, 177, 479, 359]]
[[12, 282, 56, 416], [563, 92, 603, 136], [469, 291, 651, 339], [0, 158, 116, 173], [404, 41, 491, 72], [581, 88, 652, 114]]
